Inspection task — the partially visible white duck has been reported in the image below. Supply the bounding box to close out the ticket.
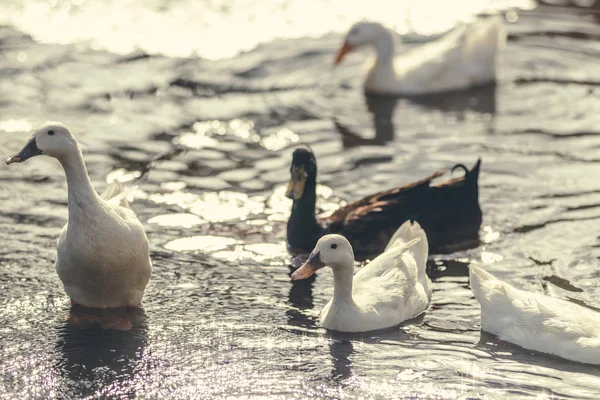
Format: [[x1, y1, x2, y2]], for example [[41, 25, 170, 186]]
[[292, 221, 432, 332], [6, 122, 152, 309], [470, 265, 600, 365], [334, 17, 506, 95]]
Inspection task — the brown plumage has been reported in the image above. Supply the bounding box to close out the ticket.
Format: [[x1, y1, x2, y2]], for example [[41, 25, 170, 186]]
[[285, 146, 482, 260]]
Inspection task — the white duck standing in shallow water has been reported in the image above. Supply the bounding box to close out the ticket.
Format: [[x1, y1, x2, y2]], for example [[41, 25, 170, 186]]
[[6, 122, 152, 309], [470, 265, 600, 365], [334, 17, 506, 95], [292, 221, 432, 332]]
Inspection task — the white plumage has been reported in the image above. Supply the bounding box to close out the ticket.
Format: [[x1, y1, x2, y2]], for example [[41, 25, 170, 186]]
[[470, 265, 600, 365], [292, 221, 432, 332], [335, 17, 506, 95], [6, 122, 152, 308]]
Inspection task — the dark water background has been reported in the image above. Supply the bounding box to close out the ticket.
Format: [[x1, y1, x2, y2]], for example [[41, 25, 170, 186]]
[[1, 0, 600, 398]]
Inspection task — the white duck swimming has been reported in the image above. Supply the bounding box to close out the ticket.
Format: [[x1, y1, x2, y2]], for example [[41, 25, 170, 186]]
[[6, 122, 152, 309], [292, 221, 432, 332], [469, 265, 600, 365], [334, 17, 506, 95]]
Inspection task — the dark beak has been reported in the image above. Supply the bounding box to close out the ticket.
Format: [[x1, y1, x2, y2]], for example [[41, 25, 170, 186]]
[[291, 250, 326, 280], [6, 137, 42, 165]]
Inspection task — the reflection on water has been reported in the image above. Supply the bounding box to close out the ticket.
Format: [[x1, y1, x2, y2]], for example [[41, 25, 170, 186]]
[[0, 0, 535, 59], [335, 94, 399, 147], [329, 340, 354, 381], [287, 268, 318, 330], [56, 307, 149, 398], [366, 94, 398, 145], [428, 259, 471, 278], [409, 84, 497, 115], [335, 85, 497, 148], [2, 2, 600, 399]]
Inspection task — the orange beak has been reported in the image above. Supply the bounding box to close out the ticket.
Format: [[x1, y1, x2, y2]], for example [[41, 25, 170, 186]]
[[291, 250, 325, 280], [334, 40, 353, 65]]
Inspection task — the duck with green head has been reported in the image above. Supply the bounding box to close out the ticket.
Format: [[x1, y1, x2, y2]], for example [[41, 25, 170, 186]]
[[285, 146, 482, 260]]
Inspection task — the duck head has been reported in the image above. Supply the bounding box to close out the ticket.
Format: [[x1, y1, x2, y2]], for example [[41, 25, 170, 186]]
[[285, 146, 317, 201], [335, 21, 393, 65], [6, 122, 77, 165], [291, 234, 355, 280]]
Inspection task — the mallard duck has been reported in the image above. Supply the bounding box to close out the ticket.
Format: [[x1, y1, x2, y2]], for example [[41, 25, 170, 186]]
[[469, 265, 600, 365], [6, 122, 152, 309], [334, 17, 505, 95], [285, 146, 481, 260], [292, 220, 431, 332]]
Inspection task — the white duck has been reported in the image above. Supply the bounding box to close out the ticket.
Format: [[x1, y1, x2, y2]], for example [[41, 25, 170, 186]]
[[470, 265, 600, 365], [334, 17, 506, 95], [6, 122, 152, 309], [292, 221, 432, 332]]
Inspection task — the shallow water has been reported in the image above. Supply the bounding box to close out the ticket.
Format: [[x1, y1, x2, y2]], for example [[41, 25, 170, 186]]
[[2, 0, 600, 398]]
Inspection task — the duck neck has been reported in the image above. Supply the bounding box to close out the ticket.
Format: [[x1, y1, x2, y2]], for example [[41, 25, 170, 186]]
[[58, 148, 100, 214], [332, 265, 355, 304], [373, 31, 395, 70], [292, 175, 317, 218], [288, 175, 321, 248]]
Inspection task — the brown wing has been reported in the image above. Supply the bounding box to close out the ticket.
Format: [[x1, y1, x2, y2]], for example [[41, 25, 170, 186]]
[[323, 170, 444, 255], [327, 169, 444, 224], [322, 159, 482, 258]]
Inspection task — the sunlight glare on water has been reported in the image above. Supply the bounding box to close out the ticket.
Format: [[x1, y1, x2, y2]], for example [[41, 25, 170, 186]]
[[150, 190, 265, 222], [0, 0, 535, 59], [164, 235, 238, 252], [147, 213, 206, 228], [0, 119, 33, 133], [175, 119, 293, 151], [2, 0, 600, 398]]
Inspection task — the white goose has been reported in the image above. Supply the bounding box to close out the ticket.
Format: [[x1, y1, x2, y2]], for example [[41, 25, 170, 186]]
[[334, 17, 506, 95], [6, 122, 152, 309], [292, 221, 432, 332], [470, 265, 600, 365]]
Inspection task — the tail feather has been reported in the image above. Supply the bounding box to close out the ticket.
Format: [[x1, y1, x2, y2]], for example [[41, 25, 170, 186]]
[[450, 158, 481, 186], [468, 158, 482, 185], [458, 159, 482, 220], [389, 237, 421, 255], [463, 16, 506, 84], [100, 181, 124, 200], [386, 220, 428, 272], [577, 337, 600, 348], [469, 264, 496, 282], [469, 264, 499, 303], [100, 181, 132, 208]]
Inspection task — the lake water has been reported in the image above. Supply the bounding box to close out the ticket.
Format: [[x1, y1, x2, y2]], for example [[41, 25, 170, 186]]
[[1, 0, 600, 398]]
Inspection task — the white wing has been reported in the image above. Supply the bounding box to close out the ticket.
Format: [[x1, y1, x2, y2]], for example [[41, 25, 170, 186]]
[[100, 181, 136, 209]]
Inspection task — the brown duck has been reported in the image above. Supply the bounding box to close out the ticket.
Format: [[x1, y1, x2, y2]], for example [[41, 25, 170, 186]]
[[285, 146, 482, 260]]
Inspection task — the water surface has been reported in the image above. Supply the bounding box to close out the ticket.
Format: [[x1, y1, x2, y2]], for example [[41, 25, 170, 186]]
[[1, 1, 600, 398]]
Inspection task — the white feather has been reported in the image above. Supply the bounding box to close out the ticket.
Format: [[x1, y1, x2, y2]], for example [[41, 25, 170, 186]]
[[316, 221, 432, 332], [13, 122, 152, 309], [344, 17, 505, 95], [470, 265, 600, 365]]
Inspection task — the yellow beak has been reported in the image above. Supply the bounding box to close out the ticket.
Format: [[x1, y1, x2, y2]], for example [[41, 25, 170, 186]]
[[285, 166, 307, 200]]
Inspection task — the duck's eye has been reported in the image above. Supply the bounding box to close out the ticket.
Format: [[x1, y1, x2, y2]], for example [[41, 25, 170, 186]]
[[48, 130, 54, 136], [350, 28, 358, 36], [331, 244, 338, 249]]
